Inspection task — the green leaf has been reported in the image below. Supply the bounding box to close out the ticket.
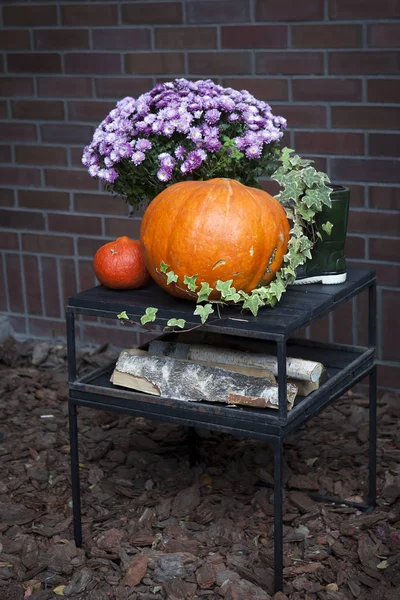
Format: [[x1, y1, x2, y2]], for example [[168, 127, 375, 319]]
[[242, 294, 263, 317], [193, 303, 214, 324], [268, 278, 286, 302], [117, 311, 128, 320], [215, 279, 234, 299], [322, 221, 333, 235], [302, 188, 322, 211], [167, 318, 186, 329], [197, 282, 213, 303], [160, 261, 169, 273], [280, 147, 295, 171], [140, 307, 158, 325], [183, 274, 198, 292], [166, 270, 178, 285], [301, 166, 321, 188]]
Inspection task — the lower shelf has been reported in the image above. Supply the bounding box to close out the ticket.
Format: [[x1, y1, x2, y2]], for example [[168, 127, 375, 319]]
[[70, 338, 375, 439]]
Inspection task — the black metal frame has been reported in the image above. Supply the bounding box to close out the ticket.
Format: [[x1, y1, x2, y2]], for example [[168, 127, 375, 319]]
[[66, 267, 377, 594]]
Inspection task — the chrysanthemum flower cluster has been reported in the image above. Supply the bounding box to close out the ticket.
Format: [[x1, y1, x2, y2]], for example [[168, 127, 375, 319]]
[[82, 78, 287, 208]]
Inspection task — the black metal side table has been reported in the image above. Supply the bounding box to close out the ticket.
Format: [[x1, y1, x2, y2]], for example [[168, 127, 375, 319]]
[[66, 266, 377, 594]]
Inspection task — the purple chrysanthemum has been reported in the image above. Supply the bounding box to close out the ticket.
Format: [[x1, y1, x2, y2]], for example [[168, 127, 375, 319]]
[[204, 109, 221, 125], [131, 151, 145, 165], [245, 145, 262, 159], [157, 167, 172, 182], [136, 138, 152, 151], [174, 145, 186, 160]]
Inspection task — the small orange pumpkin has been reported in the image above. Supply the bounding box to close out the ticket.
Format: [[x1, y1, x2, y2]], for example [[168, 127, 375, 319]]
[[93, 236, 150, 290], [140, 178, 290, 300]]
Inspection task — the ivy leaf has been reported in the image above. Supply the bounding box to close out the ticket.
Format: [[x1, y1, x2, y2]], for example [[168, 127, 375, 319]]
[[166, 270, 178, 285], [319, 184, 332, 207], [183, 274, 198, 292], [302, 188, 322, 211], [166, 318, 186, 329], [197, 282, 213, 303], [301, 166, 321, 188], [140, 307, 158, 325], [322, 221, 333, 235], [268, 278, 286, 302], [160, 261, 169, 273], [297, 204, 316, 222], [117, 311, 128, 320], [242, 294, 262, 317], [193, 303, 214, 324], [280, 147, 295, 171], [215, 279, 234, 299]]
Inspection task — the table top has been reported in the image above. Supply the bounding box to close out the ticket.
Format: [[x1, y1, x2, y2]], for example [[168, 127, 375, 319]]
[[67, 266, 375, 340]]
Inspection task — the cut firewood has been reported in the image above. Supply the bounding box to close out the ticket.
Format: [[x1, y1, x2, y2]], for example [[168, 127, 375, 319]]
[[111, 349, 297, 410], [287, 378, 320, 397], [148, 340, 324, 383]]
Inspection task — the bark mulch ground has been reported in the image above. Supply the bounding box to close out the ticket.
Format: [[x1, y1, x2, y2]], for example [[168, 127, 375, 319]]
[[0, 337, 399, 600]]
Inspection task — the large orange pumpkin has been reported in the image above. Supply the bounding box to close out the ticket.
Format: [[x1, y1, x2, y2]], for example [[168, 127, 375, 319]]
[[93, 236, 150, 290], [140, 179, 290, 300]]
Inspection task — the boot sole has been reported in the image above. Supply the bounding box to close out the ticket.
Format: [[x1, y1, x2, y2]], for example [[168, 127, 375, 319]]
[[292, 273, 347, 286]]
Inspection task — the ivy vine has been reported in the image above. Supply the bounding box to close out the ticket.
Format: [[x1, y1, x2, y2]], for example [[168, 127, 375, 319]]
[[117, 148, 334, 331]]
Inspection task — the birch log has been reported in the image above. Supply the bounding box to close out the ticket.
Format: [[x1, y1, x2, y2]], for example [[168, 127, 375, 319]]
[[111, 349, 297, 410], [148, 341, 324, 383]]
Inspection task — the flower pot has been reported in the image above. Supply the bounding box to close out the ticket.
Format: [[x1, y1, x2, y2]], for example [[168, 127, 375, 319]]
[[293, 184, 350, 285]]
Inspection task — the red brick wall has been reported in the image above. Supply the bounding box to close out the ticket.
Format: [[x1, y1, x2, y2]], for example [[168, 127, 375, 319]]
[[0, 1, 399, 389]]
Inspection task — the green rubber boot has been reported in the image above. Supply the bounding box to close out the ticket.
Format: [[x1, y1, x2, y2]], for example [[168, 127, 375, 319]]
[[293, 184, 350, 285]]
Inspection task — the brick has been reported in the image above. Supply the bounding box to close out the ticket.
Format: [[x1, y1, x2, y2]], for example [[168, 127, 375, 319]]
[[0, 166, 41, 187], [78, 237, 108, 258], [293, 24, 362, 48], [0, 77, 34, 96], [368, 24, 400, 48], [123, 2, 182, 24], [23, 255, 42, 315], [292, 78, 362, 102], [221, 25, 287, 49], [0, 146, 11, 163], [0, 101, 7, 119], [348, 209, 400, 235], [41, 256, 60, 318], [38, 76, 93, 98], [70, 147, 87, 168], [65, 54, 121, 75], [187, 0, 249, 23], [329, 51, 400, 75], [0, 190, 14, 210], [48, 213, 102, 235], [370, 237, 400, 262], [3, 4, 58, 26], [369, 134, 400, 157], [382, 290, 400, 362], [273, 105, 326, 128], [0, 123, 37, 141], [331, 158, 399, 183], [0, 259, 7, 311], [377, 365, 400, 389], [74, 193, 128, 216], [156, 26, 217, 50], [0, 30, 30, 50], [345, 235, 366, 259], [45, 168, 98, 191], [330, 0, 400, 19], [0, 231, 18, 250], [28, 317, 66, 339], [309, 314, 330, 343], [221, 77, 289, 101], [369, 186, 400, 210], [93, 28, 151, 51], [68, 100, 115, 122], [332, 106, 400, 130], [95, 77, 153, 99], [294, 132, 364, 155], [332, 301, 353, 345], [300, 155, 327, 172], [255, 0, 323, 20], [125, 52, 184, 75], [7, 53, 61, 74], [367, 79, 400, 103], [16, 145, 67, 167], [256, 52, 323, 75], [354, 290, 369, 347], [0, 208, 45, 230], [348, 185, 365, 207], [19, 189, 70, 211], [78, 259, 97, 291], [61, 4, 118, 26], [35, 29, 89, 51], [8, 315, 26, 336], [5, 254, 25, 313], [104, 217, 141, 239], [60, 258, 77, 305], [12, 100, 64, 120], [82, 323, 141, 347], [350, 260, 400, 287], [22, 233, 74, 256], [188, 52, 251, 75], [41, 123, 93, 144]]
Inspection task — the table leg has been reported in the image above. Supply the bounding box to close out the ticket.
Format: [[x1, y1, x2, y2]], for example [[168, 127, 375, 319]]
[[368, 366, 377, 509], [273, 437, 284, 593], [68, 400, 82, 547]]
